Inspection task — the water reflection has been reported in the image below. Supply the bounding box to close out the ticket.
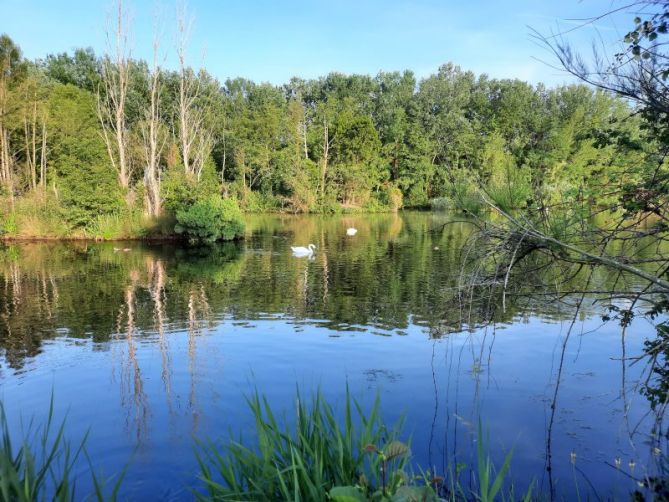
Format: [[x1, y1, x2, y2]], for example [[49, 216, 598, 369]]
[[0, 212, 663, 499]]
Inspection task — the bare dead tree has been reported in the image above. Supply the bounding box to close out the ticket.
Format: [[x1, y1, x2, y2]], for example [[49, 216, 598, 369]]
[[0, 36, 20, 206], [97, 0, 132, 190], [39, 119, 47, 189], [19, 75, 48, 192], [176, 2, 213, 181], [141, 17, 166, 217], [321, 121, 332, 197]]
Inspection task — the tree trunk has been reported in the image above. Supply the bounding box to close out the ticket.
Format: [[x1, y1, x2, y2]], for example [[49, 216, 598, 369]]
[[39, 121, 47, 188], [321, 122, 329, 197], [142, 31, 163, 218], [98, 0, 131, 191]]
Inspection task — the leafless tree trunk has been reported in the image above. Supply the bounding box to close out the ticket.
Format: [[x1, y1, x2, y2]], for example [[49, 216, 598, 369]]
[[0, 64, 13, 206], [0, 129, 13, 207], [39, 120, 47, 188], [320, 121, 330, 197], [98, 0, 131, 190], [21, 85, 42, 191], [303, 112, 308, 160], [141, 26, 165, 217], [176, 2, 212, 181]]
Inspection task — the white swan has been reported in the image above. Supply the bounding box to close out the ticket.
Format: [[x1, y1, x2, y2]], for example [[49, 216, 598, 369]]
[[291, 244, 316, 257], [346, 228, 357, 236]]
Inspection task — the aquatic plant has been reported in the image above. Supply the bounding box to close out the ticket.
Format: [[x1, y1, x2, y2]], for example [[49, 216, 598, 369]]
[[195, 388, 530, 501], [195, 388, 406, 501], [0, 388, 533, 501], [0, 398, 82, 501], [0, 398, 126, 502]]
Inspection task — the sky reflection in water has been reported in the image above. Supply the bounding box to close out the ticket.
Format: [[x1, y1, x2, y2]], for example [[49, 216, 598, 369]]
[[0, 212, 660, 499]]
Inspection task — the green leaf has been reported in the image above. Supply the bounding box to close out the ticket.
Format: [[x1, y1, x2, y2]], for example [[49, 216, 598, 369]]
[[329, 486, 367, 502], [391, 486, 438, 502], [383, 441, 409, 461]]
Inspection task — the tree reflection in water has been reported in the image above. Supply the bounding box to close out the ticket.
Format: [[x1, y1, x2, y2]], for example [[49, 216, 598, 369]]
[[0, 212, 665, 498]]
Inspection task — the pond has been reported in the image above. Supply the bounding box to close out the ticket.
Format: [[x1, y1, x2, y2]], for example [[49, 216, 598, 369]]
[[0, 212, 661, 499]]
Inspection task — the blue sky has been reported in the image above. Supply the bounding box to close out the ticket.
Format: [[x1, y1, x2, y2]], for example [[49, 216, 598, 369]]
[[1, 0, 634, 86]]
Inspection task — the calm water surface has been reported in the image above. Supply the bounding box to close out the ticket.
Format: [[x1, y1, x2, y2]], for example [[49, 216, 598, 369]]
[[0, 212, 661, 499]]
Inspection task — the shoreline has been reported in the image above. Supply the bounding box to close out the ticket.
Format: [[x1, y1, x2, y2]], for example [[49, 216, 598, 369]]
[[0, 209, 421, 243], [0, 234, 186, 243]]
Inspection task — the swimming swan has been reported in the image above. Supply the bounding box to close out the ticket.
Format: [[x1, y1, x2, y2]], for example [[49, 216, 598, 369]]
[[346, 228, 358, 236], [291, 244, 316, 257]]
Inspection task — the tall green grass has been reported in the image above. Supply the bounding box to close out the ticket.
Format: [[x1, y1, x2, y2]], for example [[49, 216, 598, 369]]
[[0, 398, 82, 501], [195, 389, 531, 501], [195, 388, 409, 501], [1, 389, 535, 501], [0, 398, 125, 502], [0, 193, 70, 238]]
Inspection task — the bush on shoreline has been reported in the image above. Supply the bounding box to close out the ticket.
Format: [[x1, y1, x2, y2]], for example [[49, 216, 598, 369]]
[[175, 196, 245, 244]]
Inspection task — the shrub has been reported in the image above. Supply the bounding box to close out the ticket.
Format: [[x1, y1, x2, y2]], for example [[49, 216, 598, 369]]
[[429, 197, 451, 211], [175, 196, 245, 244], [239, 190, 282, 213], [485, 165, 532, 213], [0, 213, 17, 236], [48, 84, 125, 228], [162, 168, 220, 216], [377, 184, 403, 212], [443, 170, 483, 215]]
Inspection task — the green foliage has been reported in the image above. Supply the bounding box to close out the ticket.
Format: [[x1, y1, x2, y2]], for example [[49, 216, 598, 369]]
[[0, 32, 655, 227], [1, 193, 71, 238], [0, 213, 17, 236], [0, 397, 127, 501], [42, 48, 100, 92], [378, 184, 403, 212], [481, 133, 531, 212], [162, 167, 220, 216], [436, 169, 483, 215], [47, 84, 124, 227], [195, 387, 532, 501], [0, 399, 81, 502], [238, 189, 282, 213], [85, 210, 152, 240], [175, 196, 245, 244], [195, 388, 414, 501], [476, 420, 514, 502]]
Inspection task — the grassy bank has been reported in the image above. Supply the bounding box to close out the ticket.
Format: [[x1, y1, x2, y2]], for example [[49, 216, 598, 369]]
[[0, 191, 408, 242], [0, 191, 246, 244], [1, 390, 533, 501]]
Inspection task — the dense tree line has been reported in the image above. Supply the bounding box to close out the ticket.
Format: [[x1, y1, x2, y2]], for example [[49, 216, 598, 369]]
[[0, 17, 650, 237]]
